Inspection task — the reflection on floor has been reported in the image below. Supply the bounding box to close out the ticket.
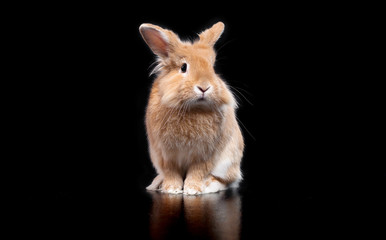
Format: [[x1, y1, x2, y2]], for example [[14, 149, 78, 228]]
[[148, 190, 241, 240]]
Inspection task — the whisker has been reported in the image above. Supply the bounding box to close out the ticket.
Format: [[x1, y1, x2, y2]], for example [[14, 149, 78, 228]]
[[182, 102, 189, 118], [229, 85, 254, 106], [159, 108, 171, 130], [236, 115, 256, 141], [160, 107, 177, 130], [216, 39, 236, 54], [176, 103, 185, 120], [148, 58, 164, 76], [233, 86, 254, 97], [184, 99, 194, 115], [213, 104, 225, 119]]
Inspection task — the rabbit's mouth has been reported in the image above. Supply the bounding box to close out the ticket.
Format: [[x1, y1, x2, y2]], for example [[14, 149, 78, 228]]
[[194, 93, 210, 103], [190, 97, 216, 109], [195, 94, 211, 103]]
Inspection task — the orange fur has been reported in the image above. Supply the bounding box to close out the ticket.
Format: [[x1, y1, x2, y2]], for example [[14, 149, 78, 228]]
[[139, 22, 244, 194]]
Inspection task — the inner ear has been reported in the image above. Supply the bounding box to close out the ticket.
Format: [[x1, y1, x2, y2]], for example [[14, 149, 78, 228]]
[[139, 24, 170, 58]]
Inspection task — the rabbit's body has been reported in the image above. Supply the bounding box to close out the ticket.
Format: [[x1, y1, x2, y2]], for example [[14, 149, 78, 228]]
[[140, 22, 244, 194]]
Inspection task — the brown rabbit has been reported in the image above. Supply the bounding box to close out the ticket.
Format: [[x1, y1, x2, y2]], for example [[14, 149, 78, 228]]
[[139, 22, 244, 194]]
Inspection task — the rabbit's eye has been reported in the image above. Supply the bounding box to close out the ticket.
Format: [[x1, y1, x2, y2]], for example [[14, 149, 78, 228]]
[[180, 63, 187, 73]]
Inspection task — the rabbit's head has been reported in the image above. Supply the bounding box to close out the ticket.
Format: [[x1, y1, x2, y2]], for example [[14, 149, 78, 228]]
[[139, 22, 236, 110]]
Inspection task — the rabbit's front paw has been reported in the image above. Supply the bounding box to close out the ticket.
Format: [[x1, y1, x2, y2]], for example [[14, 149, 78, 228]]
[[161, 178, 183, 194], [183, 180, 203, 195]]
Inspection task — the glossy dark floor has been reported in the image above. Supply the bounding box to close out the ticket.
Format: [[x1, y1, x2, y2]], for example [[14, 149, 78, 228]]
[[147, 190, 241, 240], [23, 177, 325, 239], [27, 164, 385, 239]]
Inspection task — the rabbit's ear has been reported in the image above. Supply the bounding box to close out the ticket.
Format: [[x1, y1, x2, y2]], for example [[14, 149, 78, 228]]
[[199, 22, 225, 47], [139, 23, 178, 58]]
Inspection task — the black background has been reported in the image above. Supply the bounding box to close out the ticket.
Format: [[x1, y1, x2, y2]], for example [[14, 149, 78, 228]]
[[21, 2, 384, 239]]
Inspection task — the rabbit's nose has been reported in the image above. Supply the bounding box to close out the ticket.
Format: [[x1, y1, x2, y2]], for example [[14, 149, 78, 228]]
[[196, 86, 211, 93]]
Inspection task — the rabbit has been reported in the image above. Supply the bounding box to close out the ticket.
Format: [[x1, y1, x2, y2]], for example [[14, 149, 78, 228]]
[[139, 21, 244, 195]]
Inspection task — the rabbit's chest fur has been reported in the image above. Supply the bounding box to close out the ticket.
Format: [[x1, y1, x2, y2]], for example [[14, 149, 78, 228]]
[[151, 107, 224, 153]]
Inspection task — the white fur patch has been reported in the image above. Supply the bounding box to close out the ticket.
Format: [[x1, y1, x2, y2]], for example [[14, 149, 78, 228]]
[[203, 180, 226, 193], [211, 157, 232, 179]]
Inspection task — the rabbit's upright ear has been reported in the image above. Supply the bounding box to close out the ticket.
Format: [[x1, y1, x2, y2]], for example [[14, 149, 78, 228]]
[[199, 22, 225, 47], [139, 23, 179, 58]]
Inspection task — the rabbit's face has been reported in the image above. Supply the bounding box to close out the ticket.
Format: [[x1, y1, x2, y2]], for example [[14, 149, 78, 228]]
[[158, 43, 233, 109], [140, 22, 235, 110]]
